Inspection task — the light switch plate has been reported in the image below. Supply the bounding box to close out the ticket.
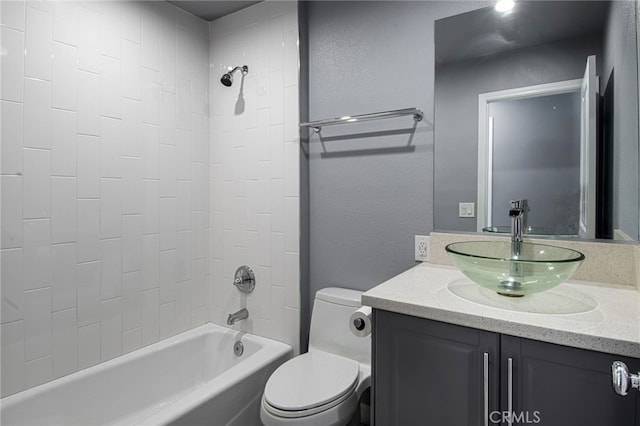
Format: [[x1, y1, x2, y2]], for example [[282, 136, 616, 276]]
[[459, 202, 475, 218]]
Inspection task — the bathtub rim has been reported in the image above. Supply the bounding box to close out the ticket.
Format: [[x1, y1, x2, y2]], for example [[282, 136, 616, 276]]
[[140, 327, 292, 425], [0, 322, 292, 423]]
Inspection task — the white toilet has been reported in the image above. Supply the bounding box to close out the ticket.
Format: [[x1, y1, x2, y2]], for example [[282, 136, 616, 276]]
[[260, 287, 371, 426]]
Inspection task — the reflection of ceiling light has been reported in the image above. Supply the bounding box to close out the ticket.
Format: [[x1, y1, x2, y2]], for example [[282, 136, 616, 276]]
[[495, 0, 515, 12]]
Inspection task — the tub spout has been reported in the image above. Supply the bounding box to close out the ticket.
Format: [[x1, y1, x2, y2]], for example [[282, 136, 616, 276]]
[[227, 308, 249, 325]]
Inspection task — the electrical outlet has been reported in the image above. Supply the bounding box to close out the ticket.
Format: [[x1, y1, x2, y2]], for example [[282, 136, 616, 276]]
[[459, 202, 475, 218], [415, 235, 430, 262]]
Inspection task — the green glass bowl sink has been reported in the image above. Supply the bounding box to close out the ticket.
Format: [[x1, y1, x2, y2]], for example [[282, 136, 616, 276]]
[[445, 241, 585, 297]]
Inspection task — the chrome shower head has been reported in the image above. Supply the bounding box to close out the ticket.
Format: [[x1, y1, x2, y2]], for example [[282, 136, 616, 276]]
[[220, 65, 249, 87], [221, 73, 233, 87]]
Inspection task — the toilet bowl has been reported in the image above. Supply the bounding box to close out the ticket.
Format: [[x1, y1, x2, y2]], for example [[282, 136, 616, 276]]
[[260, 287, 371, 426]]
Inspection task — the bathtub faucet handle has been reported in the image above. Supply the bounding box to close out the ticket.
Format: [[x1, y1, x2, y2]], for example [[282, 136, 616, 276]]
[[233, 265, 255, 294]]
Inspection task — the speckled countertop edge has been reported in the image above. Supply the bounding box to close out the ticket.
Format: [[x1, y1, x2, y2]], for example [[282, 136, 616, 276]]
[[362, 263, 640, 358]]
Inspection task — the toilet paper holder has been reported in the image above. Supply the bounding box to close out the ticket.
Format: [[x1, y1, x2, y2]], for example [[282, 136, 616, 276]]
[[349, 306, 372, 337], [353, 317, 367, 331]]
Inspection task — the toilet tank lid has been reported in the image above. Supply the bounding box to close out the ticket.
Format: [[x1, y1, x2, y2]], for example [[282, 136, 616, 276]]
[[315, 287, 362, 307]]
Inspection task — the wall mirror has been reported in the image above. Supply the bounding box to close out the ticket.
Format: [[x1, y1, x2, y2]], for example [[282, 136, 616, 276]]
[[433, 0, 639, 241]]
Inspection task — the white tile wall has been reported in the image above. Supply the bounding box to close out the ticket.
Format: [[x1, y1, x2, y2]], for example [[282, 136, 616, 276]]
[[0, 0, 211, 397], [209, 1, 300, 353], [1, 0, 300, 398]]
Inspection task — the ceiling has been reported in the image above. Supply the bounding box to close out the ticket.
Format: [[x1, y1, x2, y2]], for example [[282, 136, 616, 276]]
[[435, 1, 609, 65], [168, 1, 262, 21]]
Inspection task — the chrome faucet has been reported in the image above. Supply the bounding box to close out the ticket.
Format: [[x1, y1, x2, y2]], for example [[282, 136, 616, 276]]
[[503, 200, 526, 293], [227, 308, 249, 325], [509, 200, 525, 246]]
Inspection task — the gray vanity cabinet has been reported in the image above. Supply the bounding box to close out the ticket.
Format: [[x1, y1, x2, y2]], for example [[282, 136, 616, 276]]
[[373, 309, 640, 426], [373, 309, 500, 425], [501, 335, 640, 426]]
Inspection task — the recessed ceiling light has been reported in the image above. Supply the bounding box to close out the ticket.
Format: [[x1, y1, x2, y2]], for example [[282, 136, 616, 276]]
[[495, 0, 515, 12]]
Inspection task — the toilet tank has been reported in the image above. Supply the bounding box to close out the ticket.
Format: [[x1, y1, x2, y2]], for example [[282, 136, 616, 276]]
[[308, 287, 371, 365]]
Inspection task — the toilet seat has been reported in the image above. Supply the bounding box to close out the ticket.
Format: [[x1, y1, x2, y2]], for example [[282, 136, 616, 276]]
[[263, 351, 359, 418]]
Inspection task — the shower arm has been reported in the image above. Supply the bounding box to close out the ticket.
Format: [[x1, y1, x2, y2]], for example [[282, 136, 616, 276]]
[[228, 65, 249, 76]]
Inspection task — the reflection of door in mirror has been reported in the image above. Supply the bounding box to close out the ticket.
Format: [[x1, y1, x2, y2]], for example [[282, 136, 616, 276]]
[[477, 77, 595, 237], [489, 92, 581, 236], [479, 56, 599, 238]]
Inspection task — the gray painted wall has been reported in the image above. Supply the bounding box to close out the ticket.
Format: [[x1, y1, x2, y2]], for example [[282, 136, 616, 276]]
[[302, 1, 639, 344], [603, 0, 639, 240], [434, 35, 603, 232], [304, 1, 485, 337]]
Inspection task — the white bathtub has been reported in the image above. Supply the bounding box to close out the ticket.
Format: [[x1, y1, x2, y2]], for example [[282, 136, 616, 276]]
[[0, 323, 291, 426]]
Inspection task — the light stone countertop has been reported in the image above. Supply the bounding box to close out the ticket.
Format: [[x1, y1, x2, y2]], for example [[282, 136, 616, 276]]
[[362, 263, 640, 358]]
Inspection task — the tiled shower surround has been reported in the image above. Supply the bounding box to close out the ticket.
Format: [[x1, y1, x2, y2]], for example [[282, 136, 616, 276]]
[[0, 0, 300, 397], [209, 3, 301, 355]]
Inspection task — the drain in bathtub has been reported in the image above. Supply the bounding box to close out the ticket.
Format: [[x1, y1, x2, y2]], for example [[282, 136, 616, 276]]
[[234, 341, 244, 356]]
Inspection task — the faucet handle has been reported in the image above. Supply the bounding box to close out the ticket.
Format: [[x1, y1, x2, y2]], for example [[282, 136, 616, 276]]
[[510, 199, 527, 209], [233, 265, 255, 294]]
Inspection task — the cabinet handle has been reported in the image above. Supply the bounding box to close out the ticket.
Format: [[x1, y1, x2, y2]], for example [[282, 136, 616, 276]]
[[483, 352, 489, 426], [507, 357, 514, 426], [612, 361, 640, 396]]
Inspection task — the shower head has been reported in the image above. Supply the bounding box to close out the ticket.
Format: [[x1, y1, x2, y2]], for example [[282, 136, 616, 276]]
[[220, 65, 249, 87]]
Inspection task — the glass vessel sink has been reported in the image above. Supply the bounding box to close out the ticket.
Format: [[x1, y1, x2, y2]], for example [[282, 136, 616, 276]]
[[445, 241, 585, 297]]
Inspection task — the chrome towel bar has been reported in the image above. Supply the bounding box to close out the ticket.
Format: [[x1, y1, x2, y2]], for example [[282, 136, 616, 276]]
[[300, 107, 424, 133]]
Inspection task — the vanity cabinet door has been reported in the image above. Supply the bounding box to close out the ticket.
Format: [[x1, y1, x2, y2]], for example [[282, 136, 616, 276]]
[[373, 310, 500, 426], [501, 335, 640, 426]]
